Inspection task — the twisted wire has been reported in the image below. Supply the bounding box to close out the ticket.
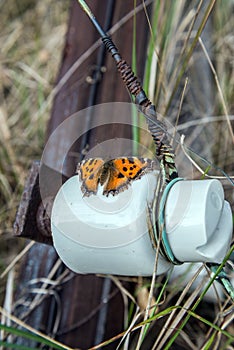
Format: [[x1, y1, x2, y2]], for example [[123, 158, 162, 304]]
[[102, 37, 121, 62], [117, 60, 150, 104], [102, 37, 178, 181], [147, 117, 178, 180], [146, 118, 171, 156]]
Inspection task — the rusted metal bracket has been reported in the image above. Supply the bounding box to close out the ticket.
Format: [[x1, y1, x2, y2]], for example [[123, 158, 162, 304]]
[[14, 161, 53, 245]]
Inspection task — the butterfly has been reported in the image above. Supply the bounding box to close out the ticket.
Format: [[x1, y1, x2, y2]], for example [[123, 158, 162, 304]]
[[77, 157, 156, 197]]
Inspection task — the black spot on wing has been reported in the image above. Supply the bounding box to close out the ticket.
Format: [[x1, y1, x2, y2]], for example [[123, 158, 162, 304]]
[[131, 169, 143, 179], [117, 173, 125, 178], [128, 157, 135, 164]]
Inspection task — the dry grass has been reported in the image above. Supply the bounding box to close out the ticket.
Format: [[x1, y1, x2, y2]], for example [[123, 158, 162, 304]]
[[0, 0, 68, 284]]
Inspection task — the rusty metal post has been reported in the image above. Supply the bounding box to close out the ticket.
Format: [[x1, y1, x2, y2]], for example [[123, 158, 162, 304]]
[[13, 1, 151, 348]]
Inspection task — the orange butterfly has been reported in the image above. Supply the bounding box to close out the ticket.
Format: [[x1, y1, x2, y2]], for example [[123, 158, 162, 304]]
[[77, 157, 156, 197]]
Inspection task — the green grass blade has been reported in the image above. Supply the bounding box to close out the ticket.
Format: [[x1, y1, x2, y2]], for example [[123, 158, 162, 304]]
[[143, 1, 160, 97], [141, 270, 172, 341], [187, 310, 234, 341], [165, 0, 217, 113], [0, 324, 67, 350], [201, 332, 216, 350], [0, 341, 40, 350], [163, 246, 234, 349]]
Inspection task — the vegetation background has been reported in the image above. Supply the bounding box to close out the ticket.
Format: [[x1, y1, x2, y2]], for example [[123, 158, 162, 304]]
[[0, 0, 233, 349], [0, 0, 68, 291]]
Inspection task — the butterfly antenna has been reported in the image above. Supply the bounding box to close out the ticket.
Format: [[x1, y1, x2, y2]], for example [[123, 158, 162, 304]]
[[77, 0, 178, 182]]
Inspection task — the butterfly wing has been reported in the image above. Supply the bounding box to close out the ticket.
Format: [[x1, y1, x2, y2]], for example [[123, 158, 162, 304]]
[[103, 157, 156, 196], [114, 157, 156, 180], [102, 159, 130, 196], [77, 158, 104, 196]]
